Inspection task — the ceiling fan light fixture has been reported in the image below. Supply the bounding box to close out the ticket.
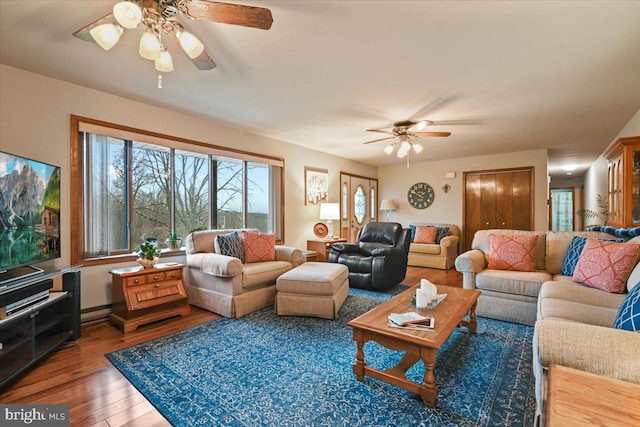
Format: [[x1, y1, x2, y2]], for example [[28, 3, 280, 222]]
[[176, 30, 204, 59], [155, 46, 174, 72], [139, 29, 161, 60], [397, 148, 409, 158], [400, 141, 411, 152], [113, 1, 142, 29], [413, 143, 423, 154], [89, 23, 123, 50], [384, 145, 395, 155]]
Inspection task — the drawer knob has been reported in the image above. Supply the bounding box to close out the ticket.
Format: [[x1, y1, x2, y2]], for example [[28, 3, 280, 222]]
[[154, 276, 159, 281], [171, 273, 176, 278], [154, 284, 160, 288], [134, 279, 139, 284]]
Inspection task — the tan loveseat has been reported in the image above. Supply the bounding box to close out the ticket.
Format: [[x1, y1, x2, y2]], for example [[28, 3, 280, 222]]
[[454, 229, 619, 326], [185, 229, 303, 318], [408, 223, 460, 270]]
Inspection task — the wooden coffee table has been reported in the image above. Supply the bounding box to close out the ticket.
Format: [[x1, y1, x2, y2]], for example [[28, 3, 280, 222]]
[[347, 284, 480, 407]]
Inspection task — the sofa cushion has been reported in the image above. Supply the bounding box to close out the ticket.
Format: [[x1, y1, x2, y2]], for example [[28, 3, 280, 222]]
[[544, 231, 615, 274], [626, 261, 640, 292], [408, 224, 417, 242], [242, 261, 292, 289], [538, 280, 625, 310], [476, 269, 551, 297], [538, 298, 618, 327], [414, 226, 437, 244], [488, 233, 538, 272], [214, 231, 245, 262], [472, 229, 547, 270], [409, 242, 441, 255], [560, 236, 626, 276], [435, 226, 450, 244], [613, 282, 640, 331], [572, 239, 640, 293], [242, 231, 276, 263]]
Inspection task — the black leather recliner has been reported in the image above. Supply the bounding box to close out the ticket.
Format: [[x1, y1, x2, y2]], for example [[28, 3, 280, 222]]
[[328, 222, 411, 291]]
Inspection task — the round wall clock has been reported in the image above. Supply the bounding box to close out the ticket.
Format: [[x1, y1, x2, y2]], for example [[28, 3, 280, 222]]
[[407, 182, 435, 209]]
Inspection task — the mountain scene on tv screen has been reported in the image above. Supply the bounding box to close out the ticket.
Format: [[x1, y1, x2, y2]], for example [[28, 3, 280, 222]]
[[0, 155, 61, 269]]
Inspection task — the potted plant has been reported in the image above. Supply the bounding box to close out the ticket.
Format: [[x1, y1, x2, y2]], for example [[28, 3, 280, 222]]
[[135, 241, 161, 268], [166, 232, 182, 250], [577, 194, 609, 226]]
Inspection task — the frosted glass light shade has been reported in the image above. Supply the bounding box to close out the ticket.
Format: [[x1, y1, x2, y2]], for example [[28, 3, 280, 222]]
[[90, 24, 123, 50], [177, 30, 204, 59], [384, 145, 394, 155], [139, 30, 161, 60], [413, 143, 423, 153], [155, 47, 174, 72], [400, 141, 411, 152], [113, 1, 142, 29]]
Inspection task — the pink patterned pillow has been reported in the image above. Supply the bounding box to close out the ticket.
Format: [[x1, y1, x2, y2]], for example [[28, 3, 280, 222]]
[[488, 234, 538, 272], [414, 226, 438, 244], [572, 239, 640, 293], [242, 231, 276, 263]]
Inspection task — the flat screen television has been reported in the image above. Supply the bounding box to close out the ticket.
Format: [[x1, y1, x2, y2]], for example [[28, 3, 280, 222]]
[[0, 151, 61, 286]]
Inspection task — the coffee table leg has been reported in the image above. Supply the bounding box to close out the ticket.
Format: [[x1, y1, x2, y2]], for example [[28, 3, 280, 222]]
[[421, 347, 438, 408], [468, 302, 477, 334], [353, 329, 365, 381]]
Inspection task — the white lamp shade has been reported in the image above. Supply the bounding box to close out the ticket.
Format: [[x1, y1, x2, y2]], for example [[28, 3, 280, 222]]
[[384, 145, 394, 155], [177, 30, 205, 59], [319, 203, 340, 220], [400, 141, 411, 152], [155, 47, 174, 72], [397, 148, 408, 158], [113, 1, 142, 29], [139, 30, 161, 60], [413, 143, 423, 154], [90, 24, 123, 51], [380, 199, 397, 211]]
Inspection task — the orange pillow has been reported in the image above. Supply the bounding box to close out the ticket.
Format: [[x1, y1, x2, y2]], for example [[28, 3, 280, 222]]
[[414, 226, 438, 244], [488, 233, 538, 272], [572, 239, 640, 293], [241, 231, 276, 263]]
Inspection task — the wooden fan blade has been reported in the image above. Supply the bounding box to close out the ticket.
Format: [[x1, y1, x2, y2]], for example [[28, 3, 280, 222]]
[[185, 1, 273, 30], [414, 132, 451, 137], [72, 13, 117, 42], [169, 31, 217, 70], [363, 136, 396, 145], [366, 129, 396, 136], [408, 120, 433, 132]]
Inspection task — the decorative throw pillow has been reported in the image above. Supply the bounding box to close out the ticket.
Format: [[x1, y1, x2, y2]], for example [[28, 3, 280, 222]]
[[435, 226, 450, 244], [488, 233, 538, 272], [414, 226, 438, 244], [214, 232, 244, 262], [408, 224, 417, 242], [242, 231, 276, 263], [561, 236, 625, 276], [613, 281, 640, 332], [572, 239, 640, 293]]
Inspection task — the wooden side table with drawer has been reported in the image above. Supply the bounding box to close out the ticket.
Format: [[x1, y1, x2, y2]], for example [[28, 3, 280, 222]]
[[109, 263, 190, 333], [307, 238, 347, 262]]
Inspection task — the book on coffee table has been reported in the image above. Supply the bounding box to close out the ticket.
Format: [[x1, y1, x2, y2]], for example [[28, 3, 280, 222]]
[[388, 312, 435, 328]]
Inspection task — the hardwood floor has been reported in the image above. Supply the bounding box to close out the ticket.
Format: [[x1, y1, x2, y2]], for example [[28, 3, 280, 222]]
[[0, 266, 461, 426]]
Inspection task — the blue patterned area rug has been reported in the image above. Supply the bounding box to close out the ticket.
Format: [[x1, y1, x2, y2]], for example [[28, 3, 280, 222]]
[[106, 286, 536, 426]]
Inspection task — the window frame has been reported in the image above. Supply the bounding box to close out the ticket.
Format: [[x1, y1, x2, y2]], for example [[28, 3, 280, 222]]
[[70, 115, 285, 266]]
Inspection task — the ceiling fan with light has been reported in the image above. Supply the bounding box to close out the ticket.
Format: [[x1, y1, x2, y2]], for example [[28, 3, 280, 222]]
[[364, 120, 451, 166], [73, 0, 273, 87]]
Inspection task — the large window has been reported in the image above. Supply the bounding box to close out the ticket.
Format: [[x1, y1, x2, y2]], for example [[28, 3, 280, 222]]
[[71, 116, 284, 265]]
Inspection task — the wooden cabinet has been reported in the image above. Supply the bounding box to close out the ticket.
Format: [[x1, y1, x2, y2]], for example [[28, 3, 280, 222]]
[[604, 136, 640, 227], [109, 263, 190, 333], [307, 238, 347, 262]]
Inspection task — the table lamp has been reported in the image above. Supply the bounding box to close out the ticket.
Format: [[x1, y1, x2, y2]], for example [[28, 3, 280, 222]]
[[319, 202, 340, 238], [379, 199, 397, 221]]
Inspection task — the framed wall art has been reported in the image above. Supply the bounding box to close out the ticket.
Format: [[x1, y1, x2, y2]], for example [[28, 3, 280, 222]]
[[305, 167, 328, 205]]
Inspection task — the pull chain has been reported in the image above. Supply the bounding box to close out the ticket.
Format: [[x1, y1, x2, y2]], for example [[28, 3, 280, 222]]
[[157, 73, 163, 89]]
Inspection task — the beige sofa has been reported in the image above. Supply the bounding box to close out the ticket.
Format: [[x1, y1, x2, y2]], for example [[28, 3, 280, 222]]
[[454, 229, 619, 326], [533, 280, 640, 425], [408, 223, 460, 269], [184, 229, 303, 318]]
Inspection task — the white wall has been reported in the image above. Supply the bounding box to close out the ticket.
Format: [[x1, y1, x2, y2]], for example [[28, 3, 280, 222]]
[[377, 149, 549, 233], [583, 109, 640, 217], [0, 65, 376, 317]]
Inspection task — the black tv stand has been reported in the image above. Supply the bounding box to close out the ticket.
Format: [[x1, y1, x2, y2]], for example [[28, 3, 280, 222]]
[[0, 265, 44, 290], [0, 267, 81, 390]]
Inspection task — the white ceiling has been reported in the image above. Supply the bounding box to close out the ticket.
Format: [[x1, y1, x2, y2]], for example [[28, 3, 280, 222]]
[[2, 1, 640, 177]]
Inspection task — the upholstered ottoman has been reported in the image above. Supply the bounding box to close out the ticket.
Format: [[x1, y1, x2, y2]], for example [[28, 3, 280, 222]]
[[275, 262, 349, 319]]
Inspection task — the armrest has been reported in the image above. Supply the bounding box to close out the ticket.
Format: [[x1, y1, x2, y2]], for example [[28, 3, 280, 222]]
[[454, 249, 487, 273], [186, 253, 243, 278], [439, 235, 459, 248], [275, 245, 303, 266], [536, 319, 640, 383], [331, 243, 360, 253], [371, 247, 406, 257]]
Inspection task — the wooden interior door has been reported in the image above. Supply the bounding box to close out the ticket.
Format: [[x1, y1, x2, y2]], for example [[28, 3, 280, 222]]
[[339, 173, 378, 242], [463, 168, 533, 251]]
